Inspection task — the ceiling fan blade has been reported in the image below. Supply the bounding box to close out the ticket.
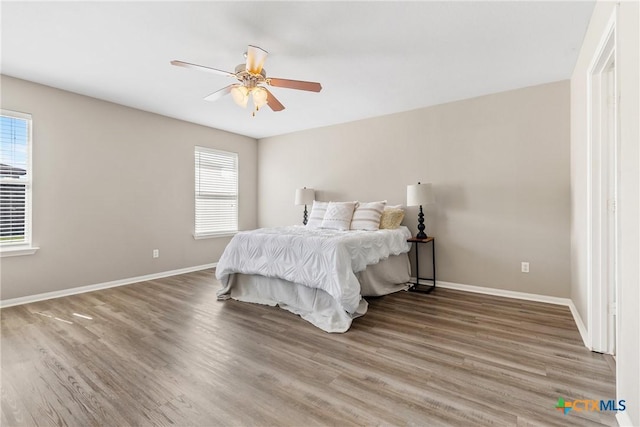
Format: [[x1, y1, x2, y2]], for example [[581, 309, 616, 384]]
[[267, 78, 322, 92], [203, 85, 235, 102], [264, 88, 285, 112], [170, 60, 235, 77], [246, 45, 268, 74]]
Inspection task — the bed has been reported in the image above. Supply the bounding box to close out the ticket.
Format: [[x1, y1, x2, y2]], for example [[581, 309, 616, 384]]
[[215, 225, 412, 332]]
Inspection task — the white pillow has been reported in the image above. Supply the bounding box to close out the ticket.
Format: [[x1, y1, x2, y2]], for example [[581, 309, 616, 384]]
[[321, 201, 357, 230], [350, 201, 386, 231], [306, 201, 329, 228]]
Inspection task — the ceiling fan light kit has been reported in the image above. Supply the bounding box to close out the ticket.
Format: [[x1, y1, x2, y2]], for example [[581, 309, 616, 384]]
[[171, 45, 322, 116]]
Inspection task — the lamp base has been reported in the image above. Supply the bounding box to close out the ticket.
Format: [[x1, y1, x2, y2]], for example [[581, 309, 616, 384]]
[[416, 205, 427, 239], [303, 205, 309, 225]]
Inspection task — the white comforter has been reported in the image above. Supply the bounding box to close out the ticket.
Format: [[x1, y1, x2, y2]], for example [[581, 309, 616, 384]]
[[215, 225, 411, 313]]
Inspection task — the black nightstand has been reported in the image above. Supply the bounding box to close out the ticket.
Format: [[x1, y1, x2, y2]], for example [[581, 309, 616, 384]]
[[407, 237, 436, 293]]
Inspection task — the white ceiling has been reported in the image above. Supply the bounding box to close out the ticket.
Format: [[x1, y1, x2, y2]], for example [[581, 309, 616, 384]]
[[1, 1, 594, 139]]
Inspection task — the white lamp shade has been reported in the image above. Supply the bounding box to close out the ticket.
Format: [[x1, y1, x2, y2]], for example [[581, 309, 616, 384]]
[[407, 183, 434, 206], [295, 187, 315, 205]]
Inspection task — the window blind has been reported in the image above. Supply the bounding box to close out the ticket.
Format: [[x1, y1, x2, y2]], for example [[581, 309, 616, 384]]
[[195, 146, 238, 237], [0, 111, 32, 247]]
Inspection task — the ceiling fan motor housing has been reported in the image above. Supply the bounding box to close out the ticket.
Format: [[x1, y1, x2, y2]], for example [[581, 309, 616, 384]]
[[234, 64, 266, 88]]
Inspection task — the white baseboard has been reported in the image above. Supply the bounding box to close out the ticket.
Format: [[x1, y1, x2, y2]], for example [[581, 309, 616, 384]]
[[616, 411, 634, 427], [567, 299, 590, 349], [416, 278, 591, 348], [434, 280, 572, 306], [0, 263, 217, 308]]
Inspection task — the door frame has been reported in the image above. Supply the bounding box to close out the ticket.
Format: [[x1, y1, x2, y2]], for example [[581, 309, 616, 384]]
[[586, 9, 619, 354]]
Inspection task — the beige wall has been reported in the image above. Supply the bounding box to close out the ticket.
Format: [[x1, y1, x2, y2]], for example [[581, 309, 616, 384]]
[[0, 75, 258, 301], [258, 81, 571, 298], [570, 1, 639, 424]]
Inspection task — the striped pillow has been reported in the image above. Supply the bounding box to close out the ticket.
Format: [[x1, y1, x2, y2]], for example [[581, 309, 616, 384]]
[[350, 201, 386, 231], [306, 201, 329, 228]]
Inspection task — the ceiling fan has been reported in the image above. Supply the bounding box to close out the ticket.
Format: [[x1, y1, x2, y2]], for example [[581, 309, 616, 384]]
[[171, 45, 322, 116]]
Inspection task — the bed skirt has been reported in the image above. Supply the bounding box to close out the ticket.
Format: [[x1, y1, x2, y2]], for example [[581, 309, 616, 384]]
[[218, 253, 411, 333], [357, 252, 411, 296]]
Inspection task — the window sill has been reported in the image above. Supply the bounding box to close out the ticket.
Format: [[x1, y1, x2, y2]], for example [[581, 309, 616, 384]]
[[0, 245, 39, 258], [193, 232, 238, 240]]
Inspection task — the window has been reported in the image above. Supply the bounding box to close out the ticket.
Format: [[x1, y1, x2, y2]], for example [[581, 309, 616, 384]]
[[194, 146, 238, 238], [0, 109, 37, 256]]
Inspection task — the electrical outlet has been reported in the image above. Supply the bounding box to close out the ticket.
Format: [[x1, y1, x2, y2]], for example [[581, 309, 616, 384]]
[[521, 262, 529, 273], [153, 249, 159, 258]]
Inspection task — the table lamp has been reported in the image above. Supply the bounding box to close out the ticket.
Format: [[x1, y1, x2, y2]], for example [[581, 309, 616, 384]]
[[406, 182, 434, 239], [295, 187, 315, 225]]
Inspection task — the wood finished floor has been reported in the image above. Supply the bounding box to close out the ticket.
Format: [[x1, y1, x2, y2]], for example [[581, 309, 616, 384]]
[[1, 269, 616, 427]]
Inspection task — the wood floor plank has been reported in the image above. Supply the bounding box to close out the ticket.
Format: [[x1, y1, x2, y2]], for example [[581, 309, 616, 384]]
[[1, 269, 616, 426]]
